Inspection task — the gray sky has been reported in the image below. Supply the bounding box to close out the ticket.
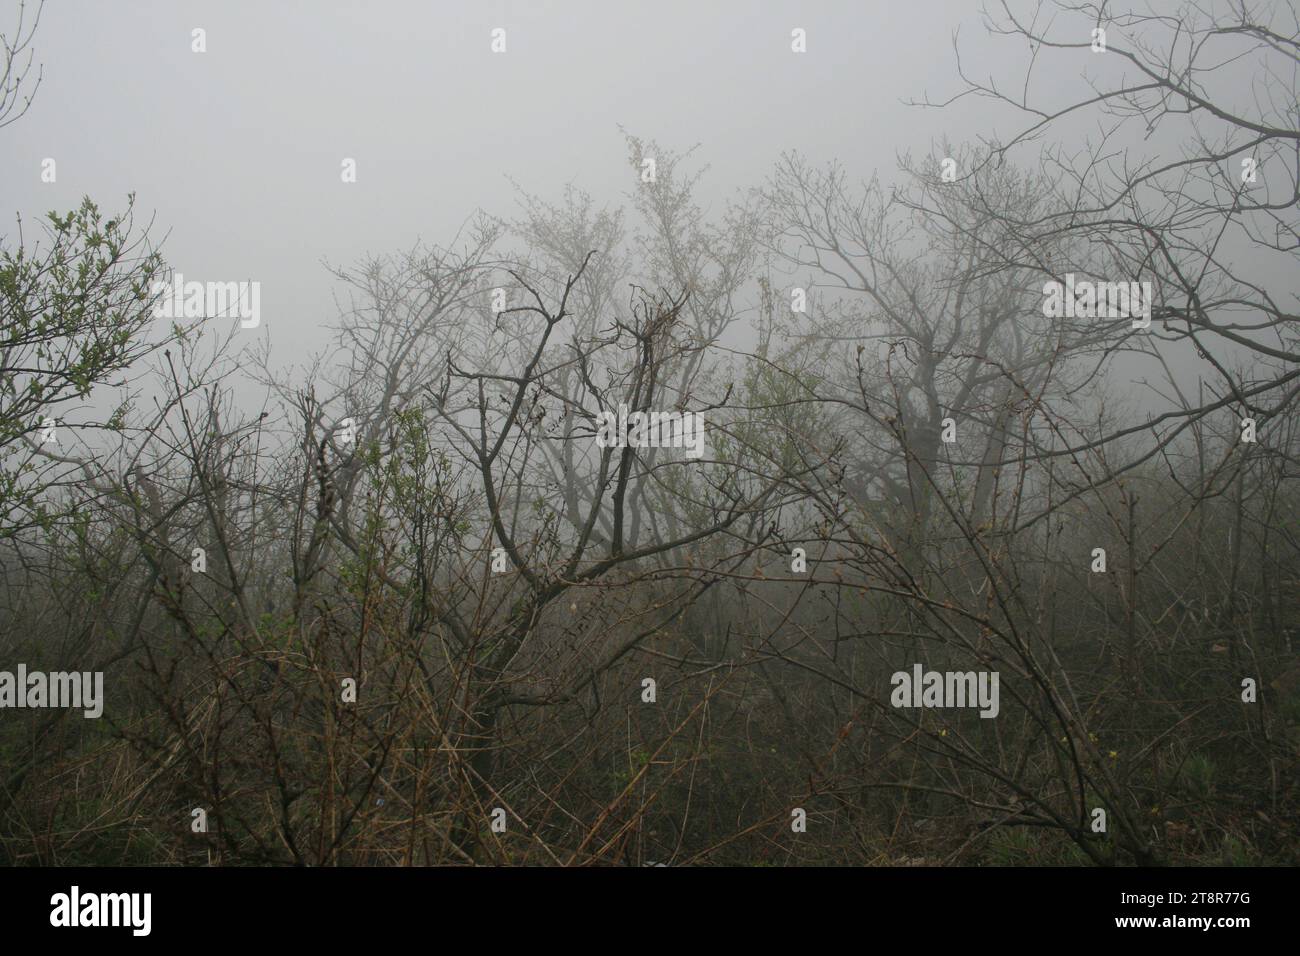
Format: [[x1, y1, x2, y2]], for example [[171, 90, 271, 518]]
[[4, 0, 1288, 422], [4, 0, 1000, 361]]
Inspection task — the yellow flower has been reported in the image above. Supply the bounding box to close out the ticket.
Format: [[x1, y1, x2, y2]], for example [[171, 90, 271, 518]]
[[1108, 750, 1118, 759]]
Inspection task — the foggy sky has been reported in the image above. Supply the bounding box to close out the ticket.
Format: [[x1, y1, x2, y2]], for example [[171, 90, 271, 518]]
[[1, 2, 1029, 354], [1, 1, 1284, 408]]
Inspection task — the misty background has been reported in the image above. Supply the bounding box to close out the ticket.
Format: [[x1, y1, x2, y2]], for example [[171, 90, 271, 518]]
[[0, 0, 1122, 364]]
